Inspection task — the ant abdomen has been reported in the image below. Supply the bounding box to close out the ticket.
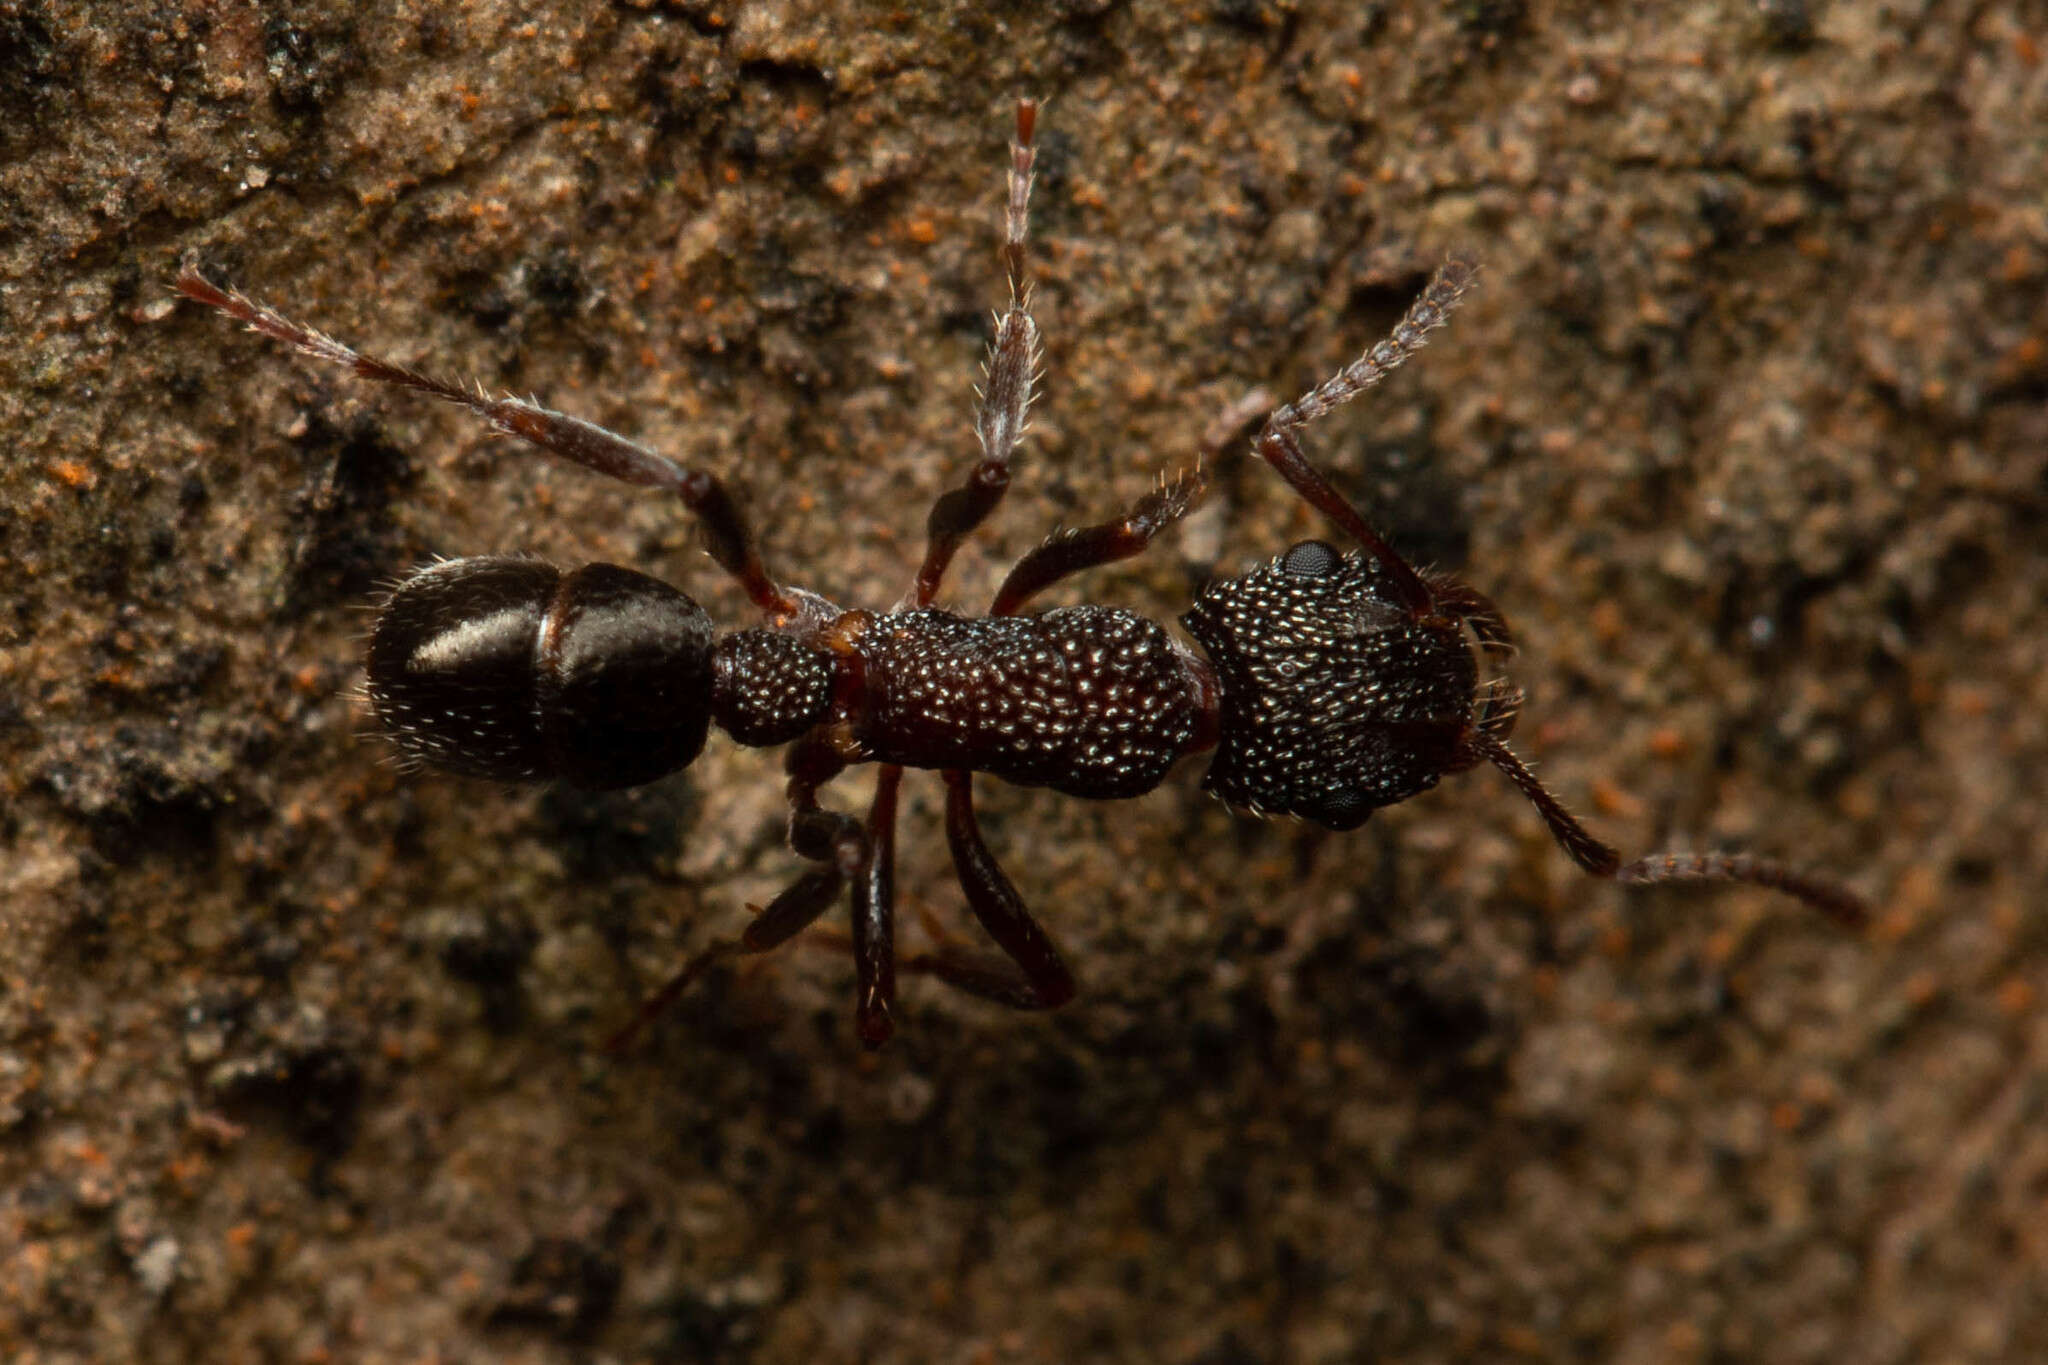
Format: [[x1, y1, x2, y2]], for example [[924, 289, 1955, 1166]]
[[367, 557, 716, 789]]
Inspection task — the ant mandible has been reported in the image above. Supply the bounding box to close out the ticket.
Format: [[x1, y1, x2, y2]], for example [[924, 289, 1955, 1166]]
[[179, 99, 1866, 1049]]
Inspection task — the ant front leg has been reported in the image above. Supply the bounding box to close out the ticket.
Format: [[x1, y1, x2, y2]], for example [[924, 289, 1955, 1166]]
[[901, 771, 1077, 1010], [991, 467, 1206, 615], [174, 271, 799, 622], [988, 382, 1271, 614]]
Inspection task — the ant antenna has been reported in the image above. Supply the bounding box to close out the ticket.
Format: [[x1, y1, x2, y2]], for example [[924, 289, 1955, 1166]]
[[1254, 259, 1478, 619], [1471, 731, 1868, 927]]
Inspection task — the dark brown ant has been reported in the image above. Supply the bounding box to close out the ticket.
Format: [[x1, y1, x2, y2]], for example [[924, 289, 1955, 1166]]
[[178, 100, 1866, 1049]]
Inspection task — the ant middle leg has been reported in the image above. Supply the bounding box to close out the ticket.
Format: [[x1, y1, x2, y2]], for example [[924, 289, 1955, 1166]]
[[901, 770, 1076, 1010], [174, 270, 796, 620], [749, 762, 908, 1047], [800, 98, 1050, 1041], [776, 738, 909, 1047], [915, 389, 1278, 1005]]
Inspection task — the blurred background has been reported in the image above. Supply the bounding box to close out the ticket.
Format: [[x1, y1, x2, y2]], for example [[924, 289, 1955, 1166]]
[[3, 2, 2042, 1361]]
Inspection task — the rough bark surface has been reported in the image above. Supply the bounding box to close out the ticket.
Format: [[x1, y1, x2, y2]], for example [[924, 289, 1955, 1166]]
[[4, 2, 2042, 1361]]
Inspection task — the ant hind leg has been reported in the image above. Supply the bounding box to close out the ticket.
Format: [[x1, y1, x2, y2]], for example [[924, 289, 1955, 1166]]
[[910, 98, 1044, 607], [609, 739, 905, 1049], [603, 861, 844, 1053], [174, 271, 796, 620]]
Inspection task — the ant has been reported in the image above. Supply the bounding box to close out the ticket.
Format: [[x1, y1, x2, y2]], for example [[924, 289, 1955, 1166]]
[[178, 99, 1867, 1049]]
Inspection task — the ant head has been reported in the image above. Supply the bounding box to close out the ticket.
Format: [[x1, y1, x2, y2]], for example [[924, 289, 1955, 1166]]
[[1181, 540, 1478, 830]]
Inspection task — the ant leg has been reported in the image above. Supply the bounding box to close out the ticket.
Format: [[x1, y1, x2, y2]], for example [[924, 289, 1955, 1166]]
[[990, 467, 1206, 616], [1430, 577, 1516, 654], [910, 98, 1042, 607], [1469, 732, 1868, 926], [1253, 260, 1478, 619], [779, 740, 904, 1048], [607, 742, 868, 1050], [604, 863, 844, 1053], [851, 765, 904, 1046], [901, 771, 1076, 1009], [175, 270, 797, 620], [612, 736, 908, 1049], [862, 99, 1043, 1035], [990, 379, 1287, 615], [990, 387, 1270, 615], [1436, 577, 1522, 769]]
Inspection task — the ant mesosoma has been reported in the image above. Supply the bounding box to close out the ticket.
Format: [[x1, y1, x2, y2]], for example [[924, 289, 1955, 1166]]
[[179, 99, 1866, 1048]]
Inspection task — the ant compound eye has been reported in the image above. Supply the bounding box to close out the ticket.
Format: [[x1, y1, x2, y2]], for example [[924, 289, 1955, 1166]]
[[1315, 788, 1374, 831], [1280, 540, 1343, 578]]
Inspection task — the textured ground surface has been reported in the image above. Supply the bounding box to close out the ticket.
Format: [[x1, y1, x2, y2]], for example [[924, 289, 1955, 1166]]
[[4, 2, 2045, 1362]]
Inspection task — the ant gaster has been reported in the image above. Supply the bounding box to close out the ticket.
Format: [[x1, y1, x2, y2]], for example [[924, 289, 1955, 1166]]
[[179, 100, 1866, 1049]]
